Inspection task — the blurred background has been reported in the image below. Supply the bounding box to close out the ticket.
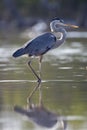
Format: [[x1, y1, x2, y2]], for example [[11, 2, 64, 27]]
[[0, 0, 87, 30], [0, 0, 87, 130]]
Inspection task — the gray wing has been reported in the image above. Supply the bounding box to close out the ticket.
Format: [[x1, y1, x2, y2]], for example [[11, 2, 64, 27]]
[[24, 33, 56, 56]]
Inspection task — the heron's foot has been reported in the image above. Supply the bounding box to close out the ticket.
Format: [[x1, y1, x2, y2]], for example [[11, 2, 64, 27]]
[[37, 78, 41, 84]]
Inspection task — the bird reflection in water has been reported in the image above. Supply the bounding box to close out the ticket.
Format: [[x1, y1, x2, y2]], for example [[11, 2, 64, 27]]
[[14, 85, 67, 130], [14, 104, 67, 130]]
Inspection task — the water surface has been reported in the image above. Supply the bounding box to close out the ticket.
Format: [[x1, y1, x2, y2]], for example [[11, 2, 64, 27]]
[[0, 32, 87, 130]]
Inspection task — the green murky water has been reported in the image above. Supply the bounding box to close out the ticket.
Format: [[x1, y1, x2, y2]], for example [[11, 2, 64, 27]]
[[0, 32, 87, 130]]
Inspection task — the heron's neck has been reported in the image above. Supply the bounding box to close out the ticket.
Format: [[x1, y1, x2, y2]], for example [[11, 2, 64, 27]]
[[55, 27, 67, 42], [50, 21, 67, 47]]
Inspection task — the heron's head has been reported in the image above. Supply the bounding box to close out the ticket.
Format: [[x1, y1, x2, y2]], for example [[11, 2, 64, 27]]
[[50, 17, 79, 32]]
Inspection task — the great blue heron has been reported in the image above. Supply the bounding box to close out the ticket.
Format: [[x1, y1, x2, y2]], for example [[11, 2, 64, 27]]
[[13, 18, 78, 104]]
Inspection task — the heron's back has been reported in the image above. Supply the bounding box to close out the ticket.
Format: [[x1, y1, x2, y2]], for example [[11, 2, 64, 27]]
[[13, 33, 56, 58], [25, 33, 56, 56]]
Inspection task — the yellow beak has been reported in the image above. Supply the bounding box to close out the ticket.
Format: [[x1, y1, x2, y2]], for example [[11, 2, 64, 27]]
[[63, 23, 79, 28]]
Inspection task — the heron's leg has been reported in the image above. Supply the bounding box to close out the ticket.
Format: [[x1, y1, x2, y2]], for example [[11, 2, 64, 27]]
[[28, 59, 41, 83], [39, 55, 43, 78], [27, 58, 41, 107], [38, 56, 43, 106]]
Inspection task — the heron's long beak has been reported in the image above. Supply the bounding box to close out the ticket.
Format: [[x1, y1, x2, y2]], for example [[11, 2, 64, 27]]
[[63, 23, 79, 28]]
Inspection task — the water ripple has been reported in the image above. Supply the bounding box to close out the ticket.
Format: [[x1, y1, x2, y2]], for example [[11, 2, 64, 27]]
[[0, 79, 78, 83]]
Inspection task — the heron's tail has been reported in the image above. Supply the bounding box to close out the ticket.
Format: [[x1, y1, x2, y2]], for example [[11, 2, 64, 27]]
[[13, 48, 25, 58]]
